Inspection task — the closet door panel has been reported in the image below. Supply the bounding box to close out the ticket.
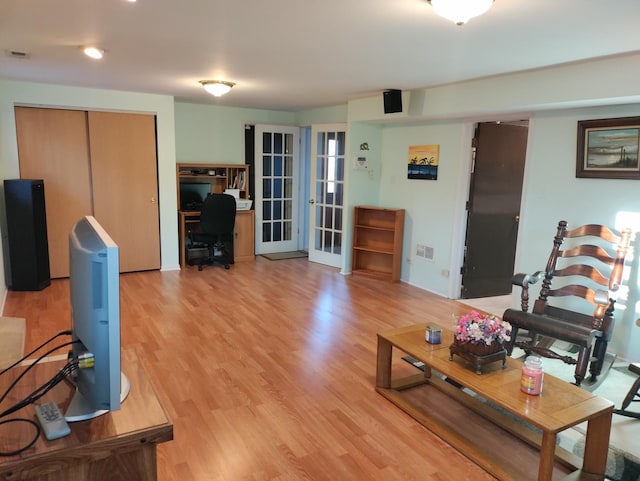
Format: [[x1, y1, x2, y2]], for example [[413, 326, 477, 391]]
[[15, 107, 93, 278], [87, 111, 160, 272]]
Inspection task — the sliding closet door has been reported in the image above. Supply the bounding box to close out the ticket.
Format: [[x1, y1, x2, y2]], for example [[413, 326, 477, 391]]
[[87, 111, 160, 272], [15, 107, 93, 278]]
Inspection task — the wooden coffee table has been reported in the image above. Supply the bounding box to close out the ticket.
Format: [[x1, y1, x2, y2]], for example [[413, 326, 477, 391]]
[[376, 324, 613, 481]]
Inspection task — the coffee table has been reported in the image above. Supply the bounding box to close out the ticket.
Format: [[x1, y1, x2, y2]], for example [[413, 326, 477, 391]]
[[376, 323, 613, 481]]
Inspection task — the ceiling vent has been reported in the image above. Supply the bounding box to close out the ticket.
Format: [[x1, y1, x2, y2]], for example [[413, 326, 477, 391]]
[[6, 50, 30, 59]]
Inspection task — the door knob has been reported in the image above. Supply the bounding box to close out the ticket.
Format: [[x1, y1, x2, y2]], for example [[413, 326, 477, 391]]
[[309, 199, 315, 204]]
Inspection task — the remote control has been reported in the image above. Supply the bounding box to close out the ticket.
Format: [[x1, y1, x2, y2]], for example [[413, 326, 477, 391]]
[[34, 401, 71, 440]]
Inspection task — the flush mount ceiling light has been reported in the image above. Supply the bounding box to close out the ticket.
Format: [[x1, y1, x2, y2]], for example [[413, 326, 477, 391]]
[[83, 46, 104, 59], [427, 0, 494, 25], [200, 80, 235, 97]]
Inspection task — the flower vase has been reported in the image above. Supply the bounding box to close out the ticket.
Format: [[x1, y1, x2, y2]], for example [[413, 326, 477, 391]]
[[449, 338, 507, 374]]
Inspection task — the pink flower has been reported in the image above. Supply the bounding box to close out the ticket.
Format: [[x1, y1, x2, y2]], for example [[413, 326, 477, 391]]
[[453, 311, 511, 345]]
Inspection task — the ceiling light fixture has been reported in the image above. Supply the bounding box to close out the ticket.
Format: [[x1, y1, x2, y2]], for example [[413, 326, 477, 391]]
[[200, 80, 235, 97], [427, 0, 494, 25], [83, 47, 104, 59]]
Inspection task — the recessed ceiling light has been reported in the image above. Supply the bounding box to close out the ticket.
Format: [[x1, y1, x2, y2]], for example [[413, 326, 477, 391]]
[[83, 47, 104, 59]]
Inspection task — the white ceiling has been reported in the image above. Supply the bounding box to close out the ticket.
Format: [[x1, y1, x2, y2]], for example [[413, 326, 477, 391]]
[[2, 0, 640, 112]]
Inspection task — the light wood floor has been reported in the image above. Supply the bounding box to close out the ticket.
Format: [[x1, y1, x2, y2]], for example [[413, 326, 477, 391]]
[[4, 257, 498, 481]]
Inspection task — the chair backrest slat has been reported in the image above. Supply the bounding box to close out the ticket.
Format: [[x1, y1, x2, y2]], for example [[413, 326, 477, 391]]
[[552, 264, 609, 287], [536, 220, 632, 327], [559, 245, 615, 265]]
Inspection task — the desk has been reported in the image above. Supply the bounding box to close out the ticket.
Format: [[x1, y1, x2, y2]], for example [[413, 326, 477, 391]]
[[376, 324, 613, 481], [178, 209, 255, 267], [0, 350, 173, 481]]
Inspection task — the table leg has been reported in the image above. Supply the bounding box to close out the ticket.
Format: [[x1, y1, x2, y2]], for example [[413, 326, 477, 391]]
[[582, 409, 612, 475], [538, 431, 556, 481], [376, 336, 392, 389]]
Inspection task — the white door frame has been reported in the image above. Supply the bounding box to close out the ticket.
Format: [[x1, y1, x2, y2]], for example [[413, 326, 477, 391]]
[[254, 124, 300, 254], [308, 124, 347, 268]]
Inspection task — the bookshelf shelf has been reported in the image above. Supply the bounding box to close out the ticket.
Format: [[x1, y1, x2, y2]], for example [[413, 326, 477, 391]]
[[352, 206, 404, 282]]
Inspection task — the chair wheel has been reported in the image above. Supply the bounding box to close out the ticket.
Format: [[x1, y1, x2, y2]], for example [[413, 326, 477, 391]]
[[224, 264, 230, 270], [198, 265, 203, 271]]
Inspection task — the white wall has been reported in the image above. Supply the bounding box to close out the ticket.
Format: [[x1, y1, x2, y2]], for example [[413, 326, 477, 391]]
[[0, 79, 179, 299], [377, 120, 470, 297], [174, 102, 298, 163], [518, 105, 640, 358], [368, 104, 640, 358]]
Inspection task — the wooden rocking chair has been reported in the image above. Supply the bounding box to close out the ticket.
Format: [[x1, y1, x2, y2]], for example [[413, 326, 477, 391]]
[[614, 363, 640, 418], [503, 220, 632, 386]]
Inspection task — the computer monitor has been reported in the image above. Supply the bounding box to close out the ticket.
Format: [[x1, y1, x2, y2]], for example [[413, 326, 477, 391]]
[[65, 216, 130, 422]]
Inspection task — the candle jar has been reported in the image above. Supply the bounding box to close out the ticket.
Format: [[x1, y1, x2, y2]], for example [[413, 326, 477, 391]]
[[425, 325, 442, 344], [520, 355, 543, 395]]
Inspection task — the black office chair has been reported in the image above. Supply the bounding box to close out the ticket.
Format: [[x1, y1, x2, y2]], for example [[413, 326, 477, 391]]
[[188, 193, 236, 270]]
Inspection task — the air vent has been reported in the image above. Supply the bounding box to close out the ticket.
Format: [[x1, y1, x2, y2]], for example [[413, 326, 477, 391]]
[[7, 50, 30, 59], [416, 244, 434, 261]]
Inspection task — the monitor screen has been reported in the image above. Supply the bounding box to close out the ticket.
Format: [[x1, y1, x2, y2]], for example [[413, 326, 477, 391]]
[[65, 216, 129, 422]]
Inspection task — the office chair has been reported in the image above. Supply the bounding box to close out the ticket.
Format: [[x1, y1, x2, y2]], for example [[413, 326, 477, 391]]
[[188, 193, 236, 270]]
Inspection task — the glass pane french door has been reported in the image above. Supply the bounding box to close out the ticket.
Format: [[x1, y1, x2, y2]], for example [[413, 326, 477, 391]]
[[308, 124, 346, 268], [254, 125, 300, 254]]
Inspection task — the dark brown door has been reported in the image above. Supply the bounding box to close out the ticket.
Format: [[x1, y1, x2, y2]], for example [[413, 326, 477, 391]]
[[461, 122, 528, 298]]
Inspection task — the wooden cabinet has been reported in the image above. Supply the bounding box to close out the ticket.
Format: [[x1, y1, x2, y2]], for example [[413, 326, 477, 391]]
[[234, 210, 255, 261], [176, 163, 254, 266], [15, 107, 160, 277], [352, 206, 405, 282]]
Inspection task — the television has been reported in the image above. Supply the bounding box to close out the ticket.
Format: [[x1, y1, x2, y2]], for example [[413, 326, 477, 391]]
[[65, 216, 130, 422]]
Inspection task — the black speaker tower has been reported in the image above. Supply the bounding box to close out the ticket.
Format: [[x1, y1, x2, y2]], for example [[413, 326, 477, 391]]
[[383, 89, 403, 114], [4, 179, 51, 291]]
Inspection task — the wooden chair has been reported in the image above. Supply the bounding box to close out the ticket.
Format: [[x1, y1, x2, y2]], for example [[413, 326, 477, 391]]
[[503, 220, 632, 386], [614, 363, 640, 418]]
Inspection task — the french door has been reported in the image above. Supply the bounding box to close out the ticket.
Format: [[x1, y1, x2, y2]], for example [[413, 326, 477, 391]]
[[308, 125, 347, 267], [254, 125, 300, 254]]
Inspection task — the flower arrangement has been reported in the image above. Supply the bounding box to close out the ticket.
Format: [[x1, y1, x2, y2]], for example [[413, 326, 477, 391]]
[[453, 310, 512, 346]]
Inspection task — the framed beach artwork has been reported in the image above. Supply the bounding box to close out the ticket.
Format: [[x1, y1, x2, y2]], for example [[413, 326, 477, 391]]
[[408, 144, 439, 180], [576, 117, 640, 179]]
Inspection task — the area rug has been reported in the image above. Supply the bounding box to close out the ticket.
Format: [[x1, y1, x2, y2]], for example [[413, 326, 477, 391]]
[[0, 316, 26, 369], [261, 251, 308, 261]]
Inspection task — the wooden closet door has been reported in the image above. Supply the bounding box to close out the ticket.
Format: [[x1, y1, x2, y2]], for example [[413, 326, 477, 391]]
[[87, 111, 160, 272], [15, 107, 93, 279]]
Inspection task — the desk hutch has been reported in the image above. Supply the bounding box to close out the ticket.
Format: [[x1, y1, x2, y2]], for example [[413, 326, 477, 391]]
[[177, 163, 255, 267]]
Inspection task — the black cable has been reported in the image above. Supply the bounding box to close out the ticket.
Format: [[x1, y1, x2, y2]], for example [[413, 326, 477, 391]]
[[0, 340, 78, 407], [0, 418, 40, 456], [0, 359, 78, 419], [0, 329, 72, 376]]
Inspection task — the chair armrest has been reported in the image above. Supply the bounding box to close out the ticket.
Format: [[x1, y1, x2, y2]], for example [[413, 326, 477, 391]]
[[511, 271, 544, 312], [594, 289, 609, 306], [512, 271, 544, 287]]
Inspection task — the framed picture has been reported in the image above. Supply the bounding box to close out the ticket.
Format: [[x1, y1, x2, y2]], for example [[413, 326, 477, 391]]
[[408, 144, 439, 180], [576, 117, 640, 179]]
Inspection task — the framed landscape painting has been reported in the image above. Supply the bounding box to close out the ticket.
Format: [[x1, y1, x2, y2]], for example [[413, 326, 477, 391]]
[[576, 117, 640, 179], [407, 144, 439, 180]]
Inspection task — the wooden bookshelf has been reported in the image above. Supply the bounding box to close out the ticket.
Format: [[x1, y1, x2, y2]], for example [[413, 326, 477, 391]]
[[352, 206, 404, 282]]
